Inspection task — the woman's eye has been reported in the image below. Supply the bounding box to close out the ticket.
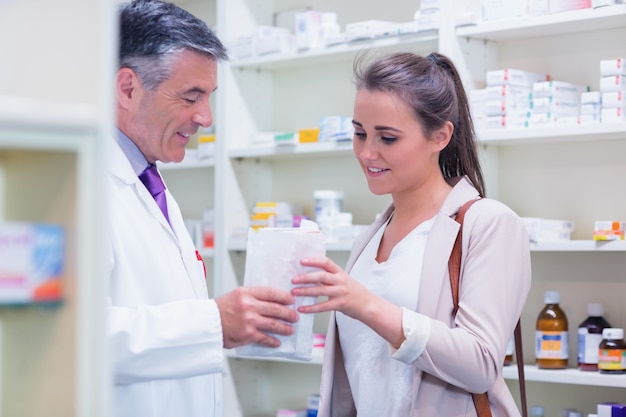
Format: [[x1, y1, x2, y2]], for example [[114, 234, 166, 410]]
[[381, 136, 397, 143], [354, 131, 366, 139]]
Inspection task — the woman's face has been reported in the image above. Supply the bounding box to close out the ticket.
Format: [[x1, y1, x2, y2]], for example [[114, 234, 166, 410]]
[[352, 89, 449, 198]]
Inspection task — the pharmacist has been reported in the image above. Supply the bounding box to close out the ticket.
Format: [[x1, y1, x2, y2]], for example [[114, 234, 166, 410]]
[[106, 1, 298, 417]]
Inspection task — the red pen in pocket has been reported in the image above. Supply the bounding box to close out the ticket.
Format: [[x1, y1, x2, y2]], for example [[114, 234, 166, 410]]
[[195, 250, 206, 278]]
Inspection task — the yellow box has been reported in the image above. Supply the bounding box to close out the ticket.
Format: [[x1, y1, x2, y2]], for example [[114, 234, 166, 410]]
[[298, 128, 320, 143]]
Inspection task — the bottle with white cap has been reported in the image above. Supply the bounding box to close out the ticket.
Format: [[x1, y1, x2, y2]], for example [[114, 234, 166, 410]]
[[530, 405, 544, 417], [598, 327, 626, 374], [535, 290, 569, 369], [577, 302, 612, 371]]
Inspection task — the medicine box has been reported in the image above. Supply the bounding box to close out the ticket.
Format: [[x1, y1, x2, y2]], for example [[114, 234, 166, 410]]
[[549, 0, 592, 13], [593, 221, 626, 241], [485, 113, 529, 129], [481, 0, 527, 21], [485, 84, 531, 101], [531, 97, 580, 115], [601, 107, 626, 123], [581, 91, 602, 104], [0, 222, 65, 304], [486, 69, 549, 87], [295, 10, 324, 51], [532, 81, 588, 100], [600, 58, 626, 77], [598, 402, 626, 417], [600, 75, 626, 93], [345, 20, 398, 41], [602, 91, 626, 108], [197, 133, 215, 159], [522, 218, 574, 242], [298, 128, 320, 143]]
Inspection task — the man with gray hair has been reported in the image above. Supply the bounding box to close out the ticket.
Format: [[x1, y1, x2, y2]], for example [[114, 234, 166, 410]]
[[107, 1, 298, 416]]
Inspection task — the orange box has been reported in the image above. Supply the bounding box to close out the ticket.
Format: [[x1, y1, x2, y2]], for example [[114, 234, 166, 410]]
[[298, 128, 320, 143]]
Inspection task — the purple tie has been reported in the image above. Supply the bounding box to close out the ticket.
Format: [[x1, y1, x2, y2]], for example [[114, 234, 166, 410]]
[[139, 164, 170, 223]]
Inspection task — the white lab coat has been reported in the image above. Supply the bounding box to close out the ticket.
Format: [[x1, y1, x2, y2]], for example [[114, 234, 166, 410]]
[[106, 139, 225, 417]]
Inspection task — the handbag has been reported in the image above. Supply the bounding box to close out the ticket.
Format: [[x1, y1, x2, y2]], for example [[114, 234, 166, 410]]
[[449, 199, 528, 417]]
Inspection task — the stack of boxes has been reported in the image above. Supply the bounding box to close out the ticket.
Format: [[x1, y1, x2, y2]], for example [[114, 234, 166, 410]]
[[250, 201, 305, 230], [472, 58, 626, 129], [600, 58, 626, 123], [580, 90, 603, 124], [478, 69, 549, 129], [532, 80, 587, 127]]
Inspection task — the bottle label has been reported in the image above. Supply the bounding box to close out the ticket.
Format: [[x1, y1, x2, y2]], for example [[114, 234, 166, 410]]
[[536, 330, 568, 359], [578, 329, 602, 364], [598, 348, 626, 370]]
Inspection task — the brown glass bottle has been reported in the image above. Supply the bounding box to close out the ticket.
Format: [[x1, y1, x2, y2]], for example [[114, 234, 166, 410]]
[[535, 291, 569, 369]]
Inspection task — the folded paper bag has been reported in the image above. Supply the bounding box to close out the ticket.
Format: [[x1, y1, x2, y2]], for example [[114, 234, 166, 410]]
[[235, 220, 326, 361]]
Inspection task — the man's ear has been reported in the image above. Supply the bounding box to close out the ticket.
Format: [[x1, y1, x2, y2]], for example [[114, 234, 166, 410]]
[[433, 121, 454, 151], [116, 67, 140, 111]]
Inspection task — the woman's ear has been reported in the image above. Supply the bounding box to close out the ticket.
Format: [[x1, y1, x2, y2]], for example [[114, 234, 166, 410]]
[[433, 121, 454, 151]]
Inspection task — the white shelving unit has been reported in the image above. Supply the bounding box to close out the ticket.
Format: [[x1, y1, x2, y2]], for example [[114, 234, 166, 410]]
[[205, 1, 626, 416], [0, 1, 114, 416]]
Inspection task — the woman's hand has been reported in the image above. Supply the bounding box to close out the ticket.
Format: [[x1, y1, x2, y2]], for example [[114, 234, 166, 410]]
[[292, 256, 405, 348], [291, 256, 374, 320]]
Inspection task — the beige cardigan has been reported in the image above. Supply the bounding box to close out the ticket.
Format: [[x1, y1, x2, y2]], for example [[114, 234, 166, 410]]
[[317, 177, 531, 417]]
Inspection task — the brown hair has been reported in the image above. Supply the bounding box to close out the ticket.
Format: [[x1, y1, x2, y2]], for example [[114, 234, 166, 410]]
[[353, 51, 485, 197]]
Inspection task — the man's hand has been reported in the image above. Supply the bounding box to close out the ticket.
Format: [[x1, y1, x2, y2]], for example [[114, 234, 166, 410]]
[[216, 286, 298, 349]]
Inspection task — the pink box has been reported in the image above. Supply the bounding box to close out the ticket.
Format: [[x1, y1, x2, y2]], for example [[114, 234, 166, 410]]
[[549, 0, 592, 13]]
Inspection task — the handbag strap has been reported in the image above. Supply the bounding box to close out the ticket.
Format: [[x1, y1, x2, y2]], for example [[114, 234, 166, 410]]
[[449, 199, 527, 417]]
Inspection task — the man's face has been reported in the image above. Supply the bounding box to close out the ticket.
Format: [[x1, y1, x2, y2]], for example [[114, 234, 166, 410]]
[[123, 49, 218, 164]]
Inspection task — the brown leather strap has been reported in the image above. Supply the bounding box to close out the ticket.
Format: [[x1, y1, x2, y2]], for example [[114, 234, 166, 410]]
[[472, 392, 492, 417], [514, 320, 528, 417], [449, 199, 478, 312], [449, 199, 527, 417]]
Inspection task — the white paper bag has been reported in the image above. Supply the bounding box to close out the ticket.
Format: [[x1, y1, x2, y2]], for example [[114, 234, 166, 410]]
[[235, 220, 325, 361]]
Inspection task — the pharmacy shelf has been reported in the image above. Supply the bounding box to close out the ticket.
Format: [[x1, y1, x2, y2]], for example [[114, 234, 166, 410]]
[[231, 351, 626, 388], [228, 123, 626, 159], [228, 141, 354, 160], [456, 4, 626, 41], [530, 240, 626, 252], [158, 152, 215, 171], [0, 96, 97, 141], [503, 365, 626, 388], [478, 123, 626, 146], [229, 238, 626, 253], [230, 31, 439, 70]]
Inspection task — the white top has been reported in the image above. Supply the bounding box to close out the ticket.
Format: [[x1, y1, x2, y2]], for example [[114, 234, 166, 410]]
[[336, 215, 435, 417]]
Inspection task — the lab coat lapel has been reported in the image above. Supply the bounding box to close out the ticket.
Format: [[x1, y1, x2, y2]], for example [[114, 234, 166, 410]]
[[110, 141, 176, 239]]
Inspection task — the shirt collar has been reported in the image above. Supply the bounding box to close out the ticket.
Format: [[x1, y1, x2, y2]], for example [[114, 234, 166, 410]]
[[114, 128, 150, 176]]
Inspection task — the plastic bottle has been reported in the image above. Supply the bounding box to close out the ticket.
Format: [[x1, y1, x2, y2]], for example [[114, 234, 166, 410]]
[[535, 290, 569, 369], [307, 393, 320, 417], [530, 405, 545, 417], [598, 327, 626, 374], [577, 302, 612, 371]]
